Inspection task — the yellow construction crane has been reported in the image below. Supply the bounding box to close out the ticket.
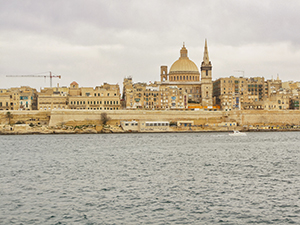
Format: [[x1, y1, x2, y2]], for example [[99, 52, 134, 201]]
[[6, 71, 61, 87]]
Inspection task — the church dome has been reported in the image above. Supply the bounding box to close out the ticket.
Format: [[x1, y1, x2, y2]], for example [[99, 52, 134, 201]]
[[169, 58, 199, 74], [169, 45, 200, 74]]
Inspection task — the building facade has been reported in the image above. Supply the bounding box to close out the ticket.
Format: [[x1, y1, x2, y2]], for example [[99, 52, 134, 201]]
[[212, 75, 295, 111], [123, 77, 188, 110], [159, 41, 213, 106], [38, 82, 121, 110], [0, 87, 37, 110]]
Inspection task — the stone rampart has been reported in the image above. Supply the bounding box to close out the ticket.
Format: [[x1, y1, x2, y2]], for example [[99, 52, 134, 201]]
[[48, 110, 224, 126], [1, 110, 300, 128]]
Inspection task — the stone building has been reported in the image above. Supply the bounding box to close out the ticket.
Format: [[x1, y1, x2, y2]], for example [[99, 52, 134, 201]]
[[0, 86, 37, 110], [263, 89, 290, 110], [282, 81, 300, 90], [38, 82, 121, 110], [68, 82, 121, 110], [123, 40, 213, 109], [213, 75, 288, 110], [38, 85, 69, 110], [122, 77, 188, 110], [159, 40, 213, 106], [0, 89, 10, 110]]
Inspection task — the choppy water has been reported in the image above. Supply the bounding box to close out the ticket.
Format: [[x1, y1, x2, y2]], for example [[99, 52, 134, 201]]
[[0, 132, 300, 224]]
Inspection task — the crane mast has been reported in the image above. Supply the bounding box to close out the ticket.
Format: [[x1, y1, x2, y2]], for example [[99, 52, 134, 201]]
[[6, 71, 61, 87]]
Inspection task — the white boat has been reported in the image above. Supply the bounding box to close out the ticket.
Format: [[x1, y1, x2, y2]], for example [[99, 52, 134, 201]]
[[229, 130, 247, 136]]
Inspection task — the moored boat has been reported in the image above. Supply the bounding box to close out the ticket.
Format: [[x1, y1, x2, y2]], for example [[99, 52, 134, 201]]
[[229, 130, 247, 136]]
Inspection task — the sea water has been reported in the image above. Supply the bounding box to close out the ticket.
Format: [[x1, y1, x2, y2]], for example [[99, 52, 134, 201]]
[[0, 132, 299, 224]]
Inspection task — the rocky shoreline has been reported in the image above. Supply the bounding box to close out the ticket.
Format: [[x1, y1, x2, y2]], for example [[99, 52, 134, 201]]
[[1, 124, 300, 135]]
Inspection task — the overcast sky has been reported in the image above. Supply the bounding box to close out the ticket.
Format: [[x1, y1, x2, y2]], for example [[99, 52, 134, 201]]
[[1, 0, 300, 90]]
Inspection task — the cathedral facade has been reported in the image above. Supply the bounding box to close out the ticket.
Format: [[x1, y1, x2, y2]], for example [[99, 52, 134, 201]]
[[160, 40, 213, 107]]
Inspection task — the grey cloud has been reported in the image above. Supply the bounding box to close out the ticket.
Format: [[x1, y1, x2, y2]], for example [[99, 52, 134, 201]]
[[1, 0, 300, 89]]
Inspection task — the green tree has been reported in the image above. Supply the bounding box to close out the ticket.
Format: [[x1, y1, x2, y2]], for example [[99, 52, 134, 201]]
[[6, 111, 12, 125], [101, 112, 110, 125]]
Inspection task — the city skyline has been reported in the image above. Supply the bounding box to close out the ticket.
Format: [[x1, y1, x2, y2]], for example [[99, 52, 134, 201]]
[[1, 0, 300, 90]]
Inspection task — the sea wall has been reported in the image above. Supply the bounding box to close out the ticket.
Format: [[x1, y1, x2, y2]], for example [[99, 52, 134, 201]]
[[229, 110, 300, 125], [48, 110, 300, 127], [1, 109, 300, 128], [48, 110, 224, 126]]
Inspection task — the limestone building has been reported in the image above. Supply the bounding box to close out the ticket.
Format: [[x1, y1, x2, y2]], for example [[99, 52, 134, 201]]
[[0, 89, 10, 110], [68, 82, 121, 110], [122, 77, 188, 110], [38, 82, 121, 110], [38, 85, 69, 110], [213, 75, 290, 110], [0, 87, 37, 110], [159, 40, 213, 107]]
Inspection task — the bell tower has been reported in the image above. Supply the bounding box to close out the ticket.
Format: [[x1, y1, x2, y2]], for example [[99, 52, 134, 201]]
[[160, 65, 168, 82], [201, 39, 213, 107]]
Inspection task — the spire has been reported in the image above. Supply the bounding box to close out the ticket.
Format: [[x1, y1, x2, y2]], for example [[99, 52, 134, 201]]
[[180, 43, 188, 58], [203, 39, 210, 64]]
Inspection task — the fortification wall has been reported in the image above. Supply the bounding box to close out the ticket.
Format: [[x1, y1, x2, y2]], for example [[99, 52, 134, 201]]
[[229, 110, 300, 125], [48, 109, 300, 126], [0, 111, 50, 125], [1, 110, 300, 127], [48, 110, 223, 126]]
